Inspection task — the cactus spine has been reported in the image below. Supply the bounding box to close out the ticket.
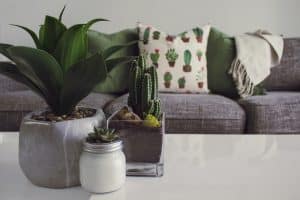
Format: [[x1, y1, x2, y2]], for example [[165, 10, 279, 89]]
[[128, 55, 161, 119]]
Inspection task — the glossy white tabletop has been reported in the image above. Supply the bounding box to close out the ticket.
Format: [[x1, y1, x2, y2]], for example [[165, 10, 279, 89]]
[[1, 132, 300, 200]]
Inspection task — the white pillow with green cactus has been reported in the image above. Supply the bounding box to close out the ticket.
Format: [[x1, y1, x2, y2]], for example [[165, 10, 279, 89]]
[[137, 23, 210, 93]]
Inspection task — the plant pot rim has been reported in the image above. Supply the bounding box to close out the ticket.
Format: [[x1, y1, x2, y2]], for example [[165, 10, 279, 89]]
[[23, 106, 102, 125]]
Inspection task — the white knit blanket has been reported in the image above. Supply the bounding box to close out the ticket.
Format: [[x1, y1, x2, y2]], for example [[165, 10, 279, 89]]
[[228, 30, 284, 98]]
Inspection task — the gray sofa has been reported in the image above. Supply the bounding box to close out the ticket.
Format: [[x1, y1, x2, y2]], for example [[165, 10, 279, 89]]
[[0, 38, 299, 134]]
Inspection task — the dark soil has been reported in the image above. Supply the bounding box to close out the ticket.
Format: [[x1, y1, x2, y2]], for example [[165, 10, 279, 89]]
[[31, 107, 96, 122]]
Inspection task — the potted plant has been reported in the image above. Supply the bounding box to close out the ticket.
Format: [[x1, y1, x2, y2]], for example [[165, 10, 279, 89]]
[[107, 55, 165, 177], [197, 50, 203, 61], [183, 50, 192, 72], [178, 77, 186, 89], [180, 31, 190, 43], [150, 49, 160, 67], [196, 69, 205, 88], [152, 31, 160, 40], [0, 7, 134, 188], [193, 27, 203, 43], [164, 72, 172, 88], [165, 48, 178, 67], [80, 127, 125, 193], [143, 27, 151, 44], [166, 35, 175, 42]]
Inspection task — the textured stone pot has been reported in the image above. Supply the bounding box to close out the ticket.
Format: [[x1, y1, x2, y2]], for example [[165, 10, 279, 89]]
[[19, 108, 106, 188], [107, 111, 165, 177]]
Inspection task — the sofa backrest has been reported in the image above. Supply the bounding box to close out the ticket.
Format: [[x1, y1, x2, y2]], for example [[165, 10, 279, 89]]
[[0, 74, 27, 93], [263, 38, 300, 91]]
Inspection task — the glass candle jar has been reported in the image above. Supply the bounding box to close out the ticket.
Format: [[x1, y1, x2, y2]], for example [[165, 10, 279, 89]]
[[80, 140, 126, 193]]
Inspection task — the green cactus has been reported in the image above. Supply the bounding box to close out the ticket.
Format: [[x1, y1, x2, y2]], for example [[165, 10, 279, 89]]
[[178, 77, 186, 88], [150, 49, 160, 67], [164, 72, 172, 88], [128, 55, 161, 120], [165, 49, 178, 67], [192, 28, 203, 42], [143, 27, 150, 44], [197, 50, 203, 61], [180, 31, 190, 42], [183, 50, 192, 72], [152, 31, 160, 40]]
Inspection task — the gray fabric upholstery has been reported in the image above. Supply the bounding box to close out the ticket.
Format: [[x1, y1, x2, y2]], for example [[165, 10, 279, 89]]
[[263, 38, 300, 91], [239, 92, 300, 134], [0, 90, 116, 131], [0, 74, 28, 92], [105, 93, 246, 134]]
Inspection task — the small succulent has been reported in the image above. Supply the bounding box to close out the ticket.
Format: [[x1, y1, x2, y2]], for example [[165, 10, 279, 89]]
[[143, 114, 161, 127], [87, 127, 119, 143]]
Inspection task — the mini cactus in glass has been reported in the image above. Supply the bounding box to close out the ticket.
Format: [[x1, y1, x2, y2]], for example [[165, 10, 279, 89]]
[[128, 55, 161, 120], [183, 50, 192, 72], [180, 31, 190, 43], [150, 49, 160, 67], [165, 48, 179, 67], [178, 77, 186, 89], [152, 31, 160, 40], [164, 72, 172, 88], [192, 27, 203, 43]]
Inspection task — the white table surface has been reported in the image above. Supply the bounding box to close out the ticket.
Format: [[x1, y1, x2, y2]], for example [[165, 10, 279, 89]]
[[1, 132, 300, 200]]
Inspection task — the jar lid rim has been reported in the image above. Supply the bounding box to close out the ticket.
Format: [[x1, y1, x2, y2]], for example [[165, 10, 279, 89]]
[[83, 140, 122, 153]]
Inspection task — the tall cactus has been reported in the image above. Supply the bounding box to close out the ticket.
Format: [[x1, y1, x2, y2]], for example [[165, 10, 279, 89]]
[[128, 55, 161, 119]]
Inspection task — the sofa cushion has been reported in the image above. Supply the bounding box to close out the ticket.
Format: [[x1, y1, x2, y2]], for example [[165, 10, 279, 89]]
[[0, 74, 27, 93], [239, 92, 300, 133], [0, 91, 116, 131], [263, 38, 300, 91], [104, 93, 246, 134]]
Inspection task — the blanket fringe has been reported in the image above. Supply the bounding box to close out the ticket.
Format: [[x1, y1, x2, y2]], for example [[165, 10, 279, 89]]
[[228, 59, 255, 98]]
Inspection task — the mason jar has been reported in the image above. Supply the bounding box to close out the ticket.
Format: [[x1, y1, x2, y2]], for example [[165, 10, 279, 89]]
[[80, 140, 126, 193]]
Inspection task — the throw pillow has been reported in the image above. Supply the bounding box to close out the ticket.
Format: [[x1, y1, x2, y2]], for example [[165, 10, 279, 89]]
[[138, 23, 211, 93], [207, 27, 266, 99], [88, 28, 139, 94]]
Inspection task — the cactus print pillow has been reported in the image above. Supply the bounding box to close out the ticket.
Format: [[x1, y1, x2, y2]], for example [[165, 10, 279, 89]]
[[138, 23, 211, 93]]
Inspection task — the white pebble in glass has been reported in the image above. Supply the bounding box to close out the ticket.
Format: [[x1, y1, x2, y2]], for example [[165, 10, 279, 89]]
[[80, 140, 126, 193]]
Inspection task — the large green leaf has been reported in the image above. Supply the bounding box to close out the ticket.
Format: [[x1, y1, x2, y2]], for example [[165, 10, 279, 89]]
[[54, 18, 108, 72], [0, 43, 13, 59], [58, 5, 66, 22], [10, 25, 42, 49], [59, 53, 107, 114], [0, 61, 48, 101], [102, 41, 137, 60], [105, 56, 136, 72], [7, 47, 63, 109], [39, 16, 67, 53]]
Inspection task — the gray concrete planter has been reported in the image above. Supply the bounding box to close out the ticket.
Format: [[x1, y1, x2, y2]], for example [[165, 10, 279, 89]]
[[19, 108, 106, 188], [107, 110, 165, 177]]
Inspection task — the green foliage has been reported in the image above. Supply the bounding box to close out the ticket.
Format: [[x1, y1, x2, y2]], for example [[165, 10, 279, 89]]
[[128, 55, 161, 120], [0, 7, 135, 115], [164, 72, 172, 82], [192, 27, 203, 37], [150, 49, 160, 63], [165, 48, 178, 62], [178, 77, 186, 85], [87, 127, 119, 143], [184, 50, 192, 65], [143, 27, 150, 44]]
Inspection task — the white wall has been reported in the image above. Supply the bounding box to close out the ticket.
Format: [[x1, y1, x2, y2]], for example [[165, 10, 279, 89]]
[[0, 0, 299, 47]]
